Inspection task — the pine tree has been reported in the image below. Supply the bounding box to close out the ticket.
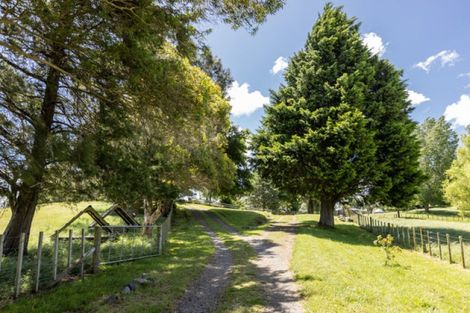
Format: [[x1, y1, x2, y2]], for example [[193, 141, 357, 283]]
[[253, 4, 422, 227]]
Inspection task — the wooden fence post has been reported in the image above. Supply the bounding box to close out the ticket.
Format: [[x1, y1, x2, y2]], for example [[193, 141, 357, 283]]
[[369, 217, 373, 232], [437, 232, 442, 260], [0, 234, 3, 272], [93, 227, 102, 273], [14, 233, 25, 298], [35, 232, 44, 293], [427, 231, 432, 256], [52, 231, 59, 281], [401, 227, 405, 245], [80, 229, 85, 278], [412, 227, 417, 249], [407, 228, 411, 248], [67, 229, 73, 268], [447, 234, 452, 264], [420, 228, 425, 253], [459, 236, 465, 269]]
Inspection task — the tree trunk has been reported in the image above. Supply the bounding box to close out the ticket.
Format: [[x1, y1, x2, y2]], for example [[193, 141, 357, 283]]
[[2, 49, 63, 255], [424, 203, 430, 213], [318, 196, 335, 228], [2, 188, 40, 254], [307, 196, 314, 214], [143, 199, 159, 236]]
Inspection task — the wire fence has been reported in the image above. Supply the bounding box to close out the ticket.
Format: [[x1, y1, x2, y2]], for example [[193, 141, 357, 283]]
[[357, 214, 469, 269], [0, 209, 172, 303], [397, 212, 470, 223]]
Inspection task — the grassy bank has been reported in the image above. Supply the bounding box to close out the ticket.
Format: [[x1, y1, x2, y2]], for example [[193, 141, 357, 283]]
[[291, 214, 470, 313], [1, 208, 214, 313]]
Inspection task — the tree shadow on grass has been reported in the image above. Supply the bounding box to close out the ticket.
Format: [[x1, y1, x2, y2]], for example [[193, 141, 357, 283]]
[[290, 219, 378, 247]]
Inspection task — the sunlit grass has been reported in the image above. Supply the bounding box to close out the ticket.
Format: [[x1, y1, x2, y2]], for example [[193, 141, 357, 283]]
[[291, 214, 470, 313], [0, 207, 215, 313], [0, 201, 113, 240]]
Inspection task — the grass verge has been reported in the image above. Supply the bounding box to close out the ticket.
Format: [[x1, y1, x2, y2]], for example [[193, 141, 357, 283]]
[[0, 208, 214, 313], [291, 214, 470, 313]]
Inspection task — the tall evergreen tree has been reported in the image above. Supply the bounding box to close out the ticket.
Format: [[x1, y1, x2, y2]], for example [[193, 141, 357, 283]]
[[252, 4, 422, 227], [417, 117, 458, 210]]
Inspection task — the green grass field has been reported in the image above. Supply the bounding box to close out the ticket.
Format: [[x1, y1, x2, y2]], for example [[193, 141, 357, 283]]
[[0, 202, 114, 240], [0, 207, 214, 313], [291, 214, 470, 313]]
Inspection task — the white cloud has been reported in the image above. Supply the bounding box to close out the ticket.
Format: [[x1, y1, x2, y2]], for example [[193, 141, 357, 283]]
[[362, 32, 386, 57], [271, 56, 288, 74], [228, 81, 269, 116], [458, 72, 470, 78], [414, 50, 460, 72], [444, 95, 470, 128], [465, 83, 470, 89], [407, 89, 431, 106]]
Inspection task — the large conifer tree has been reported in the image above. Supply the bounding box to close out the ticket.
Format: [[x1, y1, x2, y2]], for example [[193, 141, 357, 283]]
[[253, 4, 422, 227]]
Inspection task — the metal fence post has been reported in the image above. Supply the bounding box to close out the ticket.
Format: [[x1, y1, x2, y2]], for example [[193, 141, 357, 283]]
[[14, 233, 25, 298], [80, 229, 85, 278], [53, 231, 59, 281], [159, 226, 163, 255], [93, 227, 102, 273], [67, 229, 73, 268], [35, 232, 44, 293], [0, 234, 3, 272]]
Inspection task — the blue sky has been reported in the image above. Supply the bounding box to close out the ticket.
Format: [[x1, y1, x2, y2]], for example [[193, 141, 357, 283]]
[[205, 0, 470, 135]]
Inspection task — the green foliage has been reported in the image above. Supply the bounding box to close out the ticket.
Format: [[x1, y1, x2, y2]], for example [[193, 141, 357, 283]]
[[247, 174, 281, 211], [0, 0, 284, 250], [252, 4, 422, 227], [416, 117, 458, 208], [444, 128, 470, 212], [216, 126, 253, 200], [196, 45, 234, 95], [373, 234, 401, 265]]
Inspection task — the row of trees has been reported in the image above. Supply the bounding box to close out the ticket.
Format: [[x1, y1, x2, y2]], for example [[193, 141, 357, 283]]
[[0, 0, 284, 254]]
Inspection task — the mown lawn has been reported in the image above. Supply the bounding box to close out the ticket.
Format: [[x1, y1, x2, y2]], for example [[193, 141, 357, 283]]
[[0, 208, 214, 313], [292, 214, 470, 313], [181, 203, 270, 235]]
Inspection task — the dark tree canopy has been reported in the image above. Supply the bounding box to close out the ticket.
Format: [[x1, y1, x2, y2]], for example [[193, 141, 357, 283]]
[[0, 0, 284, 254]]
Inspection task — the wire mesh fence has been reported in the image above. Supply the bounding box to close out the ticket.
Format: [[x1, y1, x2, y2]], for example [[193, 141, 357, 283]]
[[0, 209, 172, 303], [357, 214, 470, 269], [397, 212, 470, 223]]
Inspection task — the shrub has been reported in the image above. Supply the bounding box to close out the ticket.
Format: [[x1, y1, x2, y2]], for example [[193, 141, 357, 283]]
[[374, 234, 401, 266]]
